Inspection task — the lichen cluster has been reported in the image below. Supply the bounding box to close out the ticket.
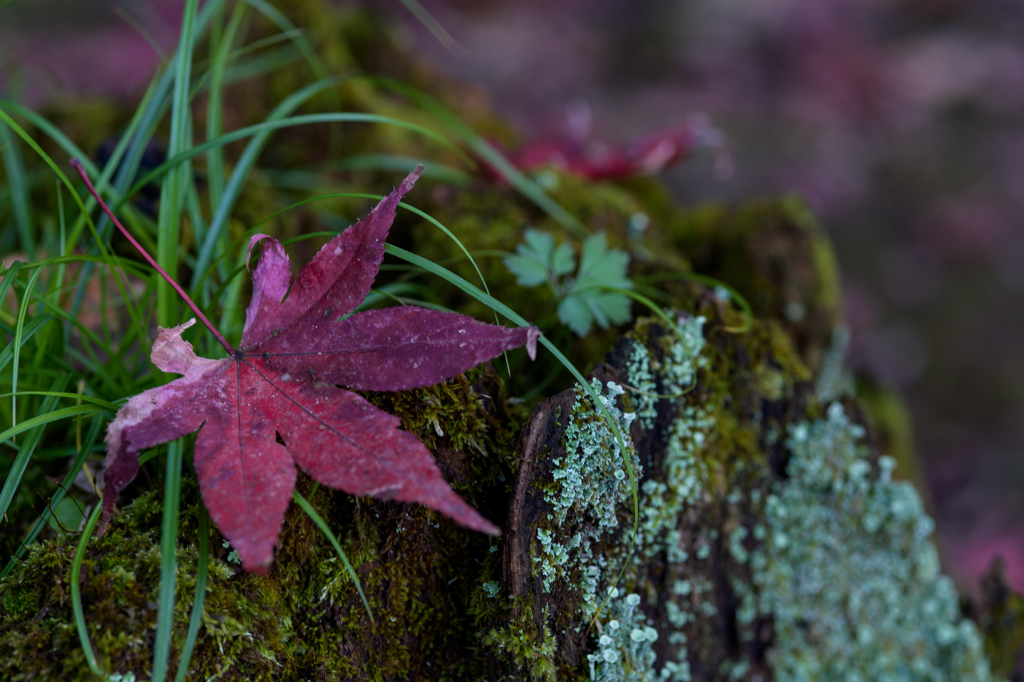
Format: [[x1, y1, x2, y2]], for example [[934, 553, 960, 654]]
[[755, 404, 994, 681], [536, 377, 639, 601], [586, 590, 660, 681], [630, 316, 714, 562], [516, 303, 1004, 681], [520, 312, 719, 680]]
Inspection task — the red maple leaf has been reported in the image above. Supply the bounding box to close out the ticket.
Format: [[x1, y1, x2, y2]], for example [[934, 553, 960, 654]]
[[93, 168, 539, 572]]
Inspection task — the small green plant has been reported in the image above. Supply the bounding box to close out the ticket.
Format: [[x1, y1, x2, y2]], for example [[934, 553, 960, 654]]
[[504, 229, 633, 336]]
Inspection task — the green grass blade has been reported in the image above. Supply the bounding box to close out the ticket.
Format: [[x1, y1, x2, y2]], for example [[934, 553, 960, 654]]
[[114, 6, 168, 61], [54, 181, 67, 298], [0, 314, 56, 373], [152, 440, 184, 682], [397, 0, 469, 57], [322, 154, 471, 186], [370, 77, 588, 238], [292, 489, 374, 623], [79, 0, 223, 328], [185, 180, 209, 260], [0, 108, 147, 342], [71, 503, 105, 678], [359, 282, 443, 310], [0, 405, 107, 445], [199, 191, 493, 312], [10, 266, 46, 435], [216, 27, 304, 61], [0, 392, 119, 411], [0, 375, 70, 524], [205, 1, 248, 213], [638, 271, 753, 333], [95, 0, 225, 236], [0, 101, 99, 177], [5, 253, 150, 275], [590, 285, 680, 336], [382, 244, 640, 622], [392, 197, 511, 370], [157, 0, 200, 330], [173, 505, 210, 682], [17, 290, 130, 364], [0, 260, 24, 315], [197, 189, 496, 336], [383, 244, 633, 488], [0, 414, 104, 579], [3, 68, 160, 250], [0, 119, 35, 257], [95, 70, 173, 247], [124, 113, 468, 203], [210, 44, 303, 88], [240, 0, 337, 109], [191, 76, 346, 291], [60, 65, 169, 330]]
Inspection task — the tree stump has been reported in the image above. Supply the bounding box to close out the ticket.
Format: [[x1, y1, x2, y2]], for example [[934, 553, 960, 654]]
[[2, 2, 1023, 680]]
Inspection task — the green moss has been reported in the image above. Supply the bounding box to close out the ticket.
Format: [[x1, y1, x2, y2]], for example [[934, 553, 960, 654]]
[[856, 376, 925, 491], [976, 561, 1024, 678], [666, 195, 845, 372], [0, 364, 524, 681], [481, 597, 559, 682]]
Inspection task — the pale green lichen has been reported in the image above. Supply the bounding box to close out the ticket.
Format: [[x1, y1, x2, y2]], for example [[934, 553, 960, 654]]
[[221, 540, 242, 566], [754, 403, 997, 682], [549, 379, 639, 529], [626, 341, 658, 430], [662, 316, 709, 394], [629, 316, 713, 565], [549, 311, 1000, 682], [814, 325, 852, 402], [536, 378, 640, 606], [637, 402, 715, 563], [578, 315, 714, 681], [106, 673, 136, 682], [587, 589, 660, 682]]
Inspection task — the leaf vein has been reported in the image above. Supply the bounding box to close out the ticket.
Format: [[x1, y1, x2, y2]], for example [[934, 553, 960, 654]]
[[241, 358, 366, 453]]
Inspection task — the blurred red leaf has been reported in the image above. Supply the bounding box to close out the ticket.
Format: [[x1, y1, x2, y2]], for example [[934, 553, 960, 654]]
[[496, 111, 729, 180], [100, 168, 538, 572]]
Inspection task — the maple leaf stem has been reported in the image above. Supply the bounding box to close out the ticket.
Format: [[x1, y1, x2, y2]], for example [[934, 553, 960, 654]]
[[69, 158, 236, 355]]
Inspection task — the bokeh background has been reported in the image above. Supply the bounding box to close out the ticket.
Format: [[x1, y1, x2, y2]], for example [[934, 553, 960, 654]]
[[2, 0, 1022, 592]]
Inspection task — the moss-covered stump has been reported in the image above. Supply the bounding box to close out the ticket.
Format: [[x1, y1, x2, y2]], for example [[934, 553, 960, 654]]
[[2, 304, 1008, 682], [3, 2, 1023, 679], [2, 164, 1020, 680], [498, 305, 996, 681], [2, 291, 1017, 681]]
